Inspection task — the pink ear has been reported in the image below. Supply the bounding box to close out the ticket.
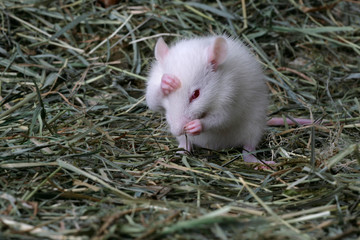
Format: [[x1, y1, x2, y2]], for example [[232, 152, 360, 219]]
[[207, 37, 228, 71], [155, 37, 169, 64]]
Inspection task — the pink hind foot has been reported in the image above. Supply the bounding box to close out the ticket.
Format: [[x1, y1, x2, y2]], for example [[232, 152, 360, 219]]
[[184, 119, 202, 135], [161, 74, 181, 95], [243, 146, 276, 167]]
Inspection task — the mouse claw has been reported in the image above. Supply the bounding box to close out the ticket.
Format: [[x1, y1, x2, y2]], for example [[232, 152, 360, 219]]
[[184, 119, 202, 135], [161, 74, 181, 95]]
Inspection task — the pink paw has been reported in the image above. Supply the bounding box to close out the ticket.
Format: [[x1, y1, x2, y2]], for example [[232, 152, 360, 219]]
[[243, 153, 260, 163], [255, 161, 276, 170], [242, 148, 276, 170], [161, 74, 181, 95], [184, 119, 202, 135]]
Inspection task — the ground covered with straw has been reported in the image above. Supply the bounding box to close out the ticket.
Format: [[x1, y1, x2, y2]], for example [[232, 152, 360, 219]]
[[1, 1, 359, 239]]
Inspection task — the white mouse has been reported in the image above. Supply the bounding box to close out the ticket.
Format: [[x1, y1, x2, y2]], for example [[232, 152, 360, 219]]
[[146, 35, 271, 163]]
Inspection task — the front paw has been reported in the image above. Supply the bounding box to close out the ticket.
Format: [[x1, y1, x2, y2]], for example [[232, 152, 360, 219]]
[[184, 119, 202, 135], [161, 74, 181, 95]]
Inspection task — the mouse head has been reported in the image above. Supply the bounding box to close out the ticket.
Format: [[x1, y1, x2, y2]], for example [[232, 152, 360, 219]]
[[154, 36, 229, 136]]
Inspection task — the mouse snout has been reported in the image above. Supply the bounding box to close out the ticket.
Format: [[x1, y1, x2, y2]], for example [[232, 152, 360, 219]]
[[168, 116, 190, 136]]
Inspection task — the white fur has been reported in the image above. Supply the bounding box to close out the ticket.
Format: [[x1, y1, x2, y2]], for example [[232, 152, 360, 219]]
[[146, 35, 268, 151]]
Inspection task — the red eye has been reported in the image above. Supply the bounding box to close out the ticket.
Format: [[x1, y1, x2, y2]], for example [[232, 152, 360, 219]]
[[189, 89, 200, 103]]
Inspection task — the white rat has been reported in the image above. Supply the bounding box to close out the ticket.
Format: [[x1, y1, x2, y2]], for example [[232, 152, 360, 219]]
[[146, 35, 312, 163]]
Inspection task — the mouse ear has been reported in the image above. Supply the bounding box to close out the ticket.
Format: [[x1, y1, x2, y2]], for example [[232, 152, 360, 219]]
[[207, 37, 228, 71], [155, 37, 169, 64]]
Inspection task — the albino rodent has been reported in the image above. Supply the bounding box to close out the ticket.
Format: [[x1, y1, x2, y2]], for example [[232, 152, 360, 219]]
[[146, 35, 311, 163]]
